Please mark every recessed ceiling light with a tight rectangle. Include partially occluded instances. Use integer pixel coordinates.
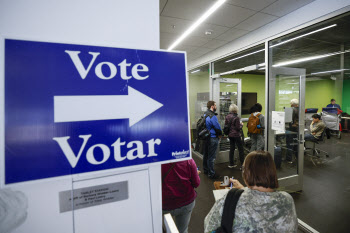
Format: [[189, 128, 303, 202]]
[[191, 69, 200, 73], [205, 30, 213, 35], [167, 0, 226, 51], [225, 49, 265, 63], [270, 24, 337, 48], [273, 49, 350, 67], [310, 69, 349, 75]]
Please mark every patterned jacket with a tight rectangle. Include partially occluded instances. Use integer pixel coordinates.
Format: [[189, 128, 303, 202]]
[[204, 187, 298, 233]]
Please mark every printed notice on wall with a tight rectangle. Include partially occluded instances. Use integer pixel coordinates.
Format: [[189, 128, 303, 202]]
[[272, 111, 285, 131], [59, 181, 128, 213]]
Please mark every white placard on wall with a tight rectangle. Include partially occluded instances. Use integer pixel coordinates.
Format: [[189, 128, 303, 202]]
[[272, 111, 285, 131]]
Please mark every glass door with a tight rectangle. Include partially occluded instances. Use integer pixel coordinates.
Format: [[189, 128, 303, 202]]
[[212, 78, 242, 163], [268, 67, 306, 192]]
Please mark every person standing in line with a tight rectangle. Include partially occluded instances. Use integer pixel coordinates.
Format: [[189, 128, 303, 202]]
[[326, 98, 341, 110], [248, 103, 265, 151], [202, 100, 222, 179], [162, 159, 200, 233], [225, 104, 245, 169]]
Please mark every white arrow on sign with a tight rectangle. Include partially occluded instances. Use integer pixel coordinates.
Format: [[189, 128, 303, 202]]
[[54, 86, 163, 127]]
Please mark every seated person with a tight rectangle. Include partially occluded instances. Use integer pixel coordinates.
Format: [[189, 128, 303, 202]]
[[326, 98, 341, 110], [204, 151, 298, 233], [305, 114, 325, 141]]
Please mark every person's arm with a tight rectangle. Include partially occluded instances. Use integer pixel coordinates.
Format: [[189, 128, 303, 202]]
[[259, 114, 265, 129], [311, 123, 324, 134], [189, 159, 200, 188], [211, 115, 222, 131], [211, 115, 223, 138], [204, 194, 226, 233]]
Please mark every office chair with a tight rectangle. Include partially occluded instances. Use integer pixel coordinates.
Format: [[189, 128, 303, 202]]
[[305, 129, 329, 166]]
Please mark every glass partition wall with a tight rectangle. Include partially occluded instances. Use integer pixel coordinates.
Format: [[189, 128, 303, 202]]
[[189, 10, 350, 188], [188, 65, 210, 154], [268, 11, 350, 191], [188, 9, 350, 233], [211, 45, 266, 164]]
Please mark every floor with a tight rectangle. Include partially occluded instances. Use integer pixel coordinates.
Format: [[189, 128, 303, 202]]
[[188, 132, 350, 233]]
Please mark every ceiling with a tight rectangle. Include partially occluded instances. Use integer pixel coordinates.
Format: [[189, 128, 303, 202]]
[[190, 11, 350, 81], [159, 0, 315, 62]]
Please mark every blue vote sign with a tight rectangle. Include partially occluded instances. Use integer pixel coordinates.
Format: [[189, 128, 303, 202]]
[[3, 39, 190, 184]]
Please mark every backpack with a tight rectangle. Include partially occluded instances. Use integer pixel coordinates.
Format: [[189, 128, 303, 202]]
[[214, 188, 244, 233], [197, 112, 213, 140], [248, 113, 261, 134]]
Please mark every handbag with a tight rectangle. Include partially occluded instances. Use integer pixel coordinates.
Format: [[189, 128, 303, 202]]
[[214, 188, 244, 233]]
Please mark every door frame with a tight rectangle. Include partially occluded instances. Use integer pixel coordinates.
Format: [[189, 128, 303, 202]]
[[212, 77, 242, 117], [268, 66, 306, 192]]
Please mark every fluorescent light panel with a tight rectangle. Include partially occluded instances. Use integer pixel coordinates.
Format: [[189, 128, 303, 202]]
[[273, 49, 350, 67], [190, 69, 200, 73], [270, 24, 337, 48], [225, 49, 265, 63], [167, 0, 226, 51], [311, 69, 349, 75]]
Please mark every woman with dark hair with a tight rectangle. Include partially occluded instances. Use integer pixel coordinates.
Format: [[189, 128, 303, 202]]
[[204, 151, 298, 233], [247, 103, 265, 151]]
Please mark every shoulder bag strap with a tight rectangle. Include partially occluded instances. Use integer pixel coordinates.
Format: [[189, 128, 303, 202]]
[[220, 188, 244, 233], [162, 163, 176, 183]]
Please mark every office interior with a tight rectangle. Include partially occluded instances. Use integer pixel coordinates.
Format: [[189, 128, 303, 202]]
[[187, 9, 350, 233]]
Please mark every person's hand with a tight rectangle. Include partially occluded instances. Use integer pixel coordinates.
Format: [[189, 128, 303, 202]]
[[197, 170, 201, 175], [230, 178, 244, 189], [311, 121, 314, 125]]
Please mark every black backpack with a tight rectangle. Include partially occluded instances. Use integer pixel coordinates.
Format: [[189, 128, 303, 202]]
[[197, 115, 210, 140], [215, 188, 244, 233]]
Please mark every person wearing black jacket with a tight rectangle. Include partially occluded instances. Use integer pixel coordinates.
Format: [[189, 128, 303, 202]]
[[225, 104, 244, 169]]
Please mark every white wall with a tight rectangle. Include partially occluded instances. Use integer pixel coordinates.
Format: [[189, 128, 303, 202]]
[[189, 0, 350, 69], [0, 0, 161, 232]]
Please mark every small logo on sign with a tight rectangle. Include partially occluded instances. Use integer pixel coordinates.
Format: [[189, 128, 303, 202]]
[[171, 150, 190, 159]]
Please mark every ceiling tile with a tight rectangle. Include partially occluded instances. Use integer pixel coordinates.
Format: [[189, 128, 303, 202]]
[[160, 0, 167, 13], [191, 23, 230, 39], [226, 0, 277, 11], [205, 3, 257, 27], [261, 0, 315, 17], [202, 39, 229, 49], [161, 0, 215, 21], [160, 16, 192, 34], [182, 35, 211, 47], [192, 47, 213, 56], [175, 45, 200, 53], [234, 12, 278, 31], [160, 32, 178, 49], [160, 16, 230, 39], [215, 28, 250, 41]]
